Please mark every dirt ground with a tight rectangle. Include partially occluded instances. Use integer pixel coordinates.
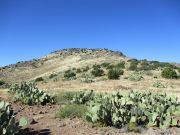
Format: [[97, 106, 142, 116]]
[[13, 103, 180, 135], [1, 91, 180, 135]]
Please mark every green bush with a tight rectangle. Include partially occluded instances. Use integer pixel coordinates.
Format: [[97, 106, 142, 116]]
[[56, 104, 87, 119], [35, 77, 44, 82], [108, 69, 123, 80], [64, 70, 76, 79], [91, 67, 104, 77], [92, 64, 101, 69], [115, 61, 125, 69], [106, 64, 115, 70], [76, 68, 82, 73], [129, 62, 138, 71], [101, 62, 111, 68], [49, 74, 57, 79], [161, 67, 178, 79], [82, 66, 90, 72], [139, 60, 150, 70], [0, 80, 5, 86]]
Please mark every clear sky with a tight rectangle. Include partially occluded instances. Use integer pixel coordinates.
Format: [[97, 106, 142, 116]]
[[0, 0, 180, 67]]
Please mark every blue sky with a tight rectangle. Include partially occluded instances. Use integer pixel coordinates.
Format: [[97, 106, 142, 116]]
[[0, 0, 180, 67]]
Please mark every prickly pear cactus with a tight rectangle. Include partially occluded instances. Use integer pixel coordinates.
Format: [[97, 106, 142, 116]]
[[86, 91, 180, 130], [9, 82, 56, 105], [0, 100, 27, 135], [72, 90, 94, 104]]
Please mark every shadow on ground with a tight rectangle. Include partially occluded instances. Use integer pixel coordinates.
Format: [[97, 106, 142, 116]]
[[22, 128, 51, 135]]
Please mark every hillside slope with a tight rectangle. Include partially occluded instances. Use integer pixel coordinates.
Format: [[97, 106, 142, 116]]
[[0, 48, 180, 97]]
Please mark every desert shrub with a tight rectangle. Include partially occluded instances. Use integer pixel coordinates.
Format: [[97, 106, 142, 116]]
[[82, 66, 90, 72], [139, 60, 150, 70], [129, 62, 138, 71], [101, 62, 111, 68], [106, 64, 115, 70], [0, 80, 5, 86], [56, 104, 87, 119], [108, 69, 124, 80], [128, 72, 143, 81], [144, 71, 153, 76], [56, 91, 77, 104], [91, 67, 104, 77], [49, 73, 57, 79], [161, 67, 178, 79], [64, 70, 76, 79], [80, 73, 95, 83], [92, 64, 101, 69], [76, 68, 82, 73], [0, 100, 27, 135], [153, 81, 166, 88], [35, 77, 44, 82], [115, 61, 125, 69], [72, 67, 76, 70], [152, 62, 176, 69]]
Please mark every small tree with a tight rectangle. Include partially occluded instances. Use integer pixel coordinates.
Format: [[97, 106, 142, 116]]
[[161, 67, 178, 79]]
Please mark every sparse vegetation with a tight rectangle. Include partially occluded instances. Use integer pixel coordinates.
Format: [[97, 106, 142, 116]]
[[80, 73, 95, 83], [161, 67, 178, 79], [56, 104, 87, 119], [153, 81, 166, 88], [56, 91, 77, 105], [139, 60, 150, 70], [128, 72, 143, 81], [49, 73, 57, 79], [129, 62, 138, 71], [0, 48, 180, 134]]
